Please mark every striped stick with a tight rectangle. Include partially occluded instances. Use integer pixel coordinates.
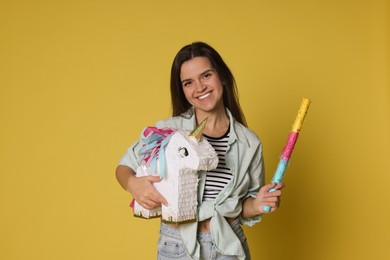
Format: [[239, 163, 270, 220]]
[[263, 97, 311, 212]]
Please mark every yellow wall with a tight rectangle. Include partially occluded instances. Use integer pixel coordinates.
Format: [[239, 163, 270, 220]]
[[1, 1, 389, 259]]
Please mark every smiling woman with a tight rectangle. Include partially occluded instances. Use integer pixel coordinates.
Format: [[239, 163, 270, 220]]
[[1, 1, 389, 260], [116, 42, 284, 260]]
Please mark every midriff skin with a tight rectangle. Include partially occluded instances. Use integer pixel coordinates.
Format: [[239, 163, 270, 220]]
[[167, 217, 237, 232]]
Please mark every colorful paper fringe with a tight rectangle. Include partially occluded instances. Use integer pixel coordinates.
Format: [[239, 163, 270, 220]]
[[138, 127, 175, 179]]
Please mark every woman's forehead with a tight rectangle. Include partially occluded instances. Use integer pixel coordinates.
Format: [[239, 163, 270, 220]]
[[180, 57, 213, 78]]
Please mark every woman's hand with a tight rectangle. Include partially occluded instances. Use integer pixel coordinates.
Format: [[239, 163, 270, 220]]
[[254, 182, 285, 213], [116, 165, 168, 209], [241, 183, 285, 218], [127, 174, 168, 209]]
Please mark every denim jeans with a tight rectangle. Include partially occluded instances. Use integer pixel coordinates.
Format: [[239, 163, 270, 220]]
[[157, 219, 251, 260]]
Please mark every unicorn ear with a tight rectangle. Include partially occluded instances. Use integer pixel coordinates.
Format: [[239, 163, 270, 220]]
[[188, 117, 207, 142]]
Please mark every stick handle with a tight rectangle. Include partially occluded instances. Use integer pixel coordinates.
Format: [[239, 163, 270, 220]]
[[262, 157, 288, 212]]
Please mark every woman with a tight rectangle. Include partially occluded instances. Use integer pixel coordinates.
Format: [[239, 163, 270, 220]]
[[116, 42, 284, 259]]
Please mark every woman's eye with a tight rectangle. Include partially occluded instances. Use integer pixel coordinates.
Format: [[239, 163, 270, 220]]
[[183, 81, 192, 87], [203, 73, 211, 79]]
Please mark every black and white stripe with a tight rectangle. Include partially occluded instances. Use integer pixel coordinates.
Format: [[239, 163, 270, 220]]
[[202, 130, 232, 201]]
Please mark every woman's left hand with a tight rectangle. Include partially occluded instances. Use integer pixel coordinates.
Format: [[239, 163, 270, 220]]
[[254, 182, 285, 214]]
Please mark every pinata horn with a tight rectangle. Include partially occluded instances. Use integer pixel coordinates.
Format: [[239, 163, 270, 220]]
[[189, 117, 208, 142]]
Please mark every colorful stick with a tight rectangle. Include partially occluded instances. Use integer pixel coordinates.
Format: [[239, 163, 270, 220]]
[[263, 97, 311, 212]]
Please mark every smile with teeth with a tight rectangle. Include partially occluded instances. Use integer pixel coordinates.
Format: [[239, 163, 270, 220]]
[[198, 93, 211, 100]]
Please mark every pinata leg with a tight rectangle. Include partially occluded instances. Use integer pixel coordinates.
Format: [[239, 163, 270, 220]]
[[133, 200, 162, 219], [160, 170, 198, 224]]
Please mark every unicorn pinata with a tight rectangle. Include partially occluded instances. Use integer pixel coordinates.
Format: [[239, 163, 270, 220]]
[[132, 118, 219, 223]]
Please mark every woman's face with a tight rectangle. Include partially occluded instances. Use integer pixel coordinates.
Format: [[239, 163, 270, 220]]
[[180, 56, 224, 114]]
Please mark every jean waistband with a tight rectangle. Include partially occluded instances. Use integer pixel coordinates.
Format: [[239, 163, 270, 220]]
[[160, 218, 241, 241], [160, 222, 181, 239], [160, 222, 213, 242]]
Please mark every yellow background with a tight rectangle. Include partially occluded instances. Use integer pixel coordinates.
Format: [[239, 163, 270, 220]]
[[1, 0, 389, 259]]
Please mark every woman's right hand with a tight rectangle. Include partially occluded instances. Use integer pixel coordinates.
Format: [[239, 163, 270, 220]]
[[127, 174, 168, 209], [116, 165, 168, 209]]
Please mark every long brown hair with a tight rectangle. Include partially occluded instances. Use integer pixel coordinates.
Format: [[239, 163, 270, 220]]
[[170, 42, 247, 126]]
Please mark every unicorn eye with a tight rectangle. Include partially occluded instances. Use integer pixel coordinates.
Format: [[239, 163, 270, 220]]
[[178, 147, 189, 157]]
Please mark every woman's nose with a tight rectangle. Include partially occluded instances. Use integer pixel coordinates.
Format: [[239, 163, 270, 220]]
[[195, 81, 206, 91]]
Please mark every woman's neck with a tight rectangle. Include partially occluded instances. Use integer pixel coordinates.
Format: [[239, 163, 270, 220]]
[[194, 107, 229, 138]]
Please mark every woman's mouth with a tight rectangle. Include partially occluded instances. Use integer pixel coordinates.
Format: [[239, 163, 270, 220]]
[[198, 93, 211, 100]]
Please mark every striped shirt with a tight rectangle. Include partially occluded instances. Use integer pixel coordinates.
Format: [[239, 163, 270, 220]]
[[202, 128, 232, 201]]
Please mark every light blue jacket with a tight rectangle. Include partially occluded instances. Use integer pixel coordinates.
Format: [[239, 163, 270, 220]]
[[119, 107, 265, 260]]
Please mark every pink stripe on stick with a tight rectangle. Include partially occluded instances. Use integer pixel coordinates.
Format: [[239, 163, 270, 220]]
[[281, 132, 299, 159]]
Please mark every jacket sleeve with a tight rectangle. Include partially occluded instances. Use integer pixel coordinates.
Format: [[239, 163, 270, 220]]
[[239, 141, 266, 226], [118, 139, 143, 172]]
